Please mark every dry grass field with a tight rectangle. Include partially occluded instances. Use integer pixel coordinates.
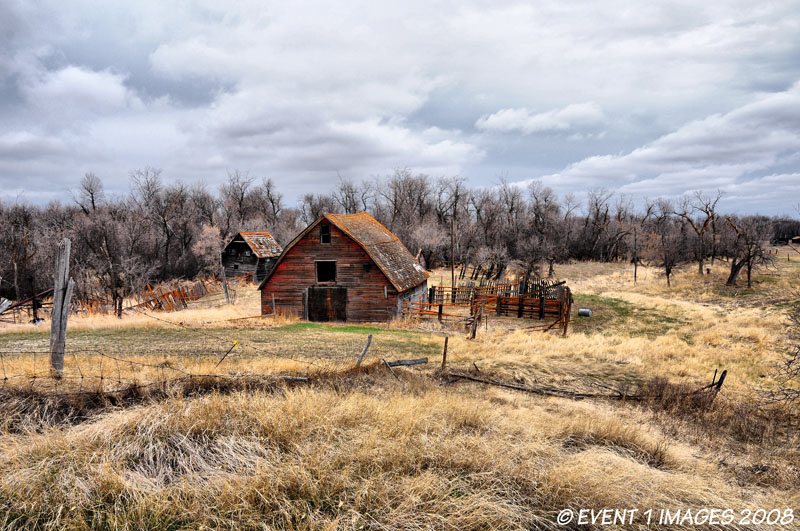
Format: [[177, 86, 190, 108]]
[[0, 259, 798, 529]]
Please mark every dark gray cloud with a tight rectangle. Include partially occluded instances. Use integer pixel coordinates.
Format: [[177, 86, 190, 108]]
[[1, 1, 799, 212]]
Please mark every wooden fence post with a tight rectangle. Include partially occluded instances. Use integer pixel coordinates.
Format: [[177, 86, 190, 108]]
[[538, 285, 545, 320], [441, 336, 448, 371], [356, 334, 373, 367], [221, 264, 231, 304], [50, 238, 74, 378]]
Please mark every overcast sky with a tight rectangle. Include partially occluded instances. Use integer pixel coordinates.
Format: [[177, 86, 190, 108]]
[[1, 1, 799, 214]]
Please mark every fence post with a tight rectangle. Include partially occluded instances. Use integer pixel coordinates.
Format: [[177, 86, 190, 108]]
[[438, 303, 443, 322], [356, 334, 373, 367], [221, 264, 231, 304], [538, 284, 545, 320], [441, 336, 448, 371], [50, 238, 74, 378]]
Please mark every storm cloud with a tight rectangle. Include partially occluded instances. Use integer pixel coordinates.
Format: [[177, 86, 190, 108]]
[[1, 0, 799, 213]]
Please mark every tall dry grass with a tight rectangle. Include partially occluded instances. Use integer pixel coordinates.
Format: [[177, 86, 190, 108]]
[[0, 375, 787, 529], [1, 262, 797, 528]]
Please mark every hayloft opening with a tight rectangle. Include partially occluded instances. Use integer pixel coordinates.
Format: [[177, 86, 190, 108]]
[[316, 260, 336, 283]]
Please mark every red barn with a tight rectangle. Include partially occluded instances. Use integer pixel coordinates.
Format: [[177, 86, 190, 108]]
[[257, 212, 428, 322]]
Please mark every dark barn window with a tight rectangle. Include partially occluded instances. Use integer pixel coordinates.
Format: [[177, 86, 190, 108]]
[[320, 223, 331, 244], [316, 261, 336, 283]]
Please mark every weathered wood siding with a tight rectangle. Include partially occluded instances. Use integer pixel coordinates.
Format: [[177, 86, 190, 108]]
[[254, 258, 276, 284], [261, 224, 404, 321], [222, 239, 259, 279]]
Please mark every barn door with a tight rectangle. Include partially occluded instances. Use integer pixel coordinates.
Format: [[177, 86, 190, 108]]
[[306, 287, 347, 321]]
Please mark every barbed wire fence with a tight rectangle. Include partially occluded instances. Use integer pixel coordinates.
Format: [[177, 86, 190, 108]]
[[0, 306, 414, 399]]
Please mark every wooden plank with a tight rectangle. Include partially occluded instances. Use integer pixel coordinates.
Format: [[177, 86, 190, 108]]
[[383, 358, 399, 379], [386, 357, 428, 367]]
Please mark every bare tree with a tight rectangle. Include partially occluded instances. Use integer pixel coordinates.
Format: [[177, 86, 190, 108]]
[[190, 184, 219, 228], [723, 216, 774, 288], [674, 190, 723, 275], [332, 175, 372, 214], [219, 170, 255, 235], [73, 173, 105, 214], [643, 200, 689, 287], [300, 193, 336, 225], [252, 177, 284, 226]]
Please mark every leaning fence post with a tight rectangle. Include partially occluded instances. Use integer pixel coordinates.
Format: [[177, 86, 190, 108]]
[[356, 334, 373, 367], [441, 336, 448, 371], [50, 238, 74, 378]]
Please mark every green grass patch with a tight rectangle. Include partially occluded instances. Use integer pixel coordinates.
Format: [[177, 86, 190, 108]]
[[277, 322, 415, 336], [570, 294, 634, 335], [0, 320, 440, 363], [570, 293, 690, 339]]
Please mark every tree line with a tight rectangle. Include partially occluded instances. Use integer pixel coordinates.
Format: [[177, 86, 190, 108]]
[[1, 168, 797, 307]]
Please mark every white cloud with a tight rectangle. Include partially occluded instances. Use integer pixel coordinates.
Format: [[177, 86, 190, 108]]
[[476, 103, 605, 134], [1, 1, 800, 210], [531, 83, 800, 207], [22, 66, 141, 115]]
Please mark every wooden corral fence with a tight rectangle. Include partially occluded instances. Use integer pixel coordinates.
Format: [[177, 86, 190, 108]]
[[458, 262, 506, 283], [403, 279, 573, 335], [0, 288, 54, 323], [126, 279, 218, 313]]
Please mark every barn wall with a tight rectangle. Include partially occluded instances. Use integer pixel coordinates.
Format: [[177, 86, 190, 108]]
[[260, 223, 402, 321], [255, 258, 277, 284], [396, 280, 428, 317]]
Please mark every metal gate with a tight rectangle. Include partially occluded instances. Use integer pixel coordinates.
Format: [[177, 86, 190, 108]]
[[306, 286, 347, 321]]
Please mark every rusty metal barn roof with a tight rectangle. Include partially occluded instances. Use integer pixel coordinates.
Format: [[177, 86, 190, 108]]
[[257, 212, 428, 292], [235, 232, 282, 258]]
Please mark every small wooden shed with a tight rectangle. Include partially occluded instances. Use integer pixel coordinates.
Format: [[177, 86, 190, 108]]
[[257, 212, 428, 322], [222, 232, 282, 283]]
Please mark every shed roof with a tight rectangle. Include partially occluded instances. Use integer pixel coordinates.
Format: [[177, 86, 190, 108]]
[[227, 232, 282, 258], [257, 212, 428, 292]]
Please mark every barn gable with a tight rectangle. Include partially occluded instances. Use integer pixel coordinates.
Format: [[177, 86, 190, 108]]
[[257, 212, 427, 293]]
